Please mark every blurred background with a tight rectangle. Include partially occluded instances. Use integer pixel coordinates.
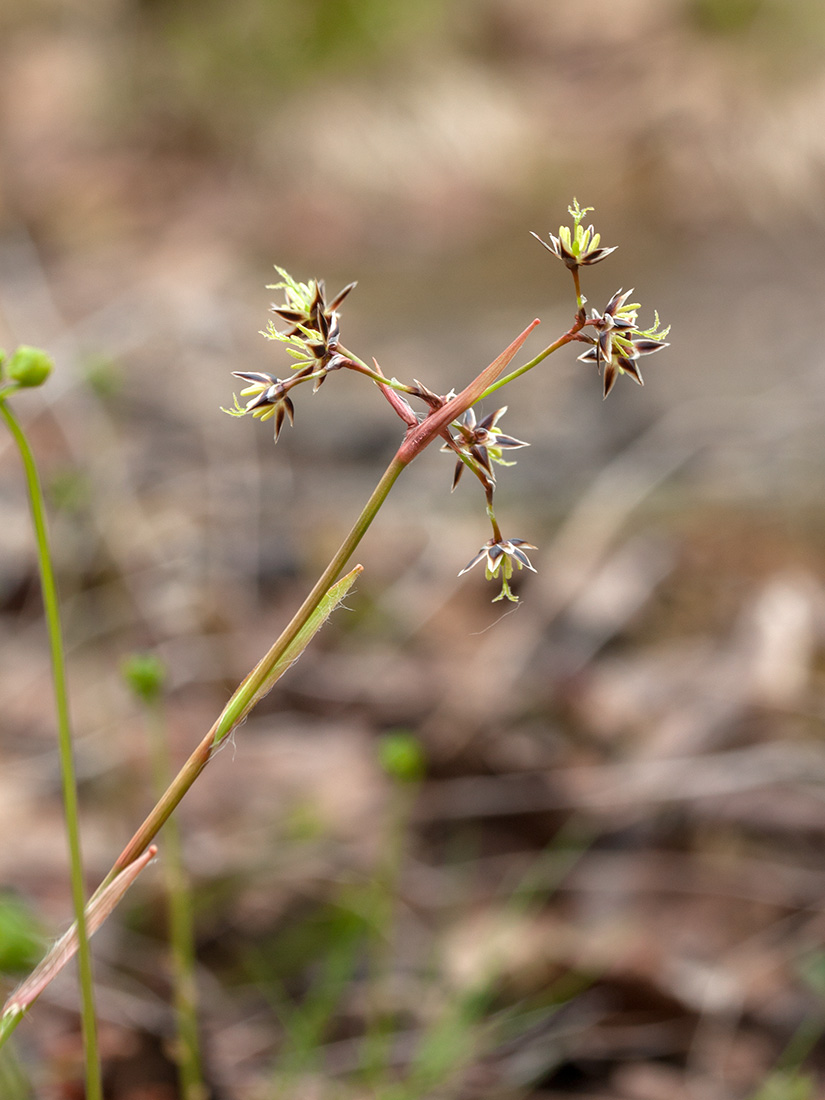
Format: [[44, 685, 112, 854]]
[[4, 0, 825, 1096]]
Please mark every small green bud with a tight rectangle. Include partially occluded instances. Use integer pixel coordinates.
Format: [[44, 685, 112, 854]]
[[122, 653, 167, 704], [6, 346, 54, 388], [377, 730, 426, 784]]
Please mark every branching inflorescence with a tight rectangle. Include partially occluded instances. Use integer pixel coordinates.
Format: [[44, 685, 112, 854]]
[[226, 202, 670, 603]]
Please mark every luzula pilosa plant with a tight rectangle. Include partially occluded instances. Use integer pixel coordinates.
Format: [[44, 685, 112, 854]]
[[0, 202, 669, 1045]]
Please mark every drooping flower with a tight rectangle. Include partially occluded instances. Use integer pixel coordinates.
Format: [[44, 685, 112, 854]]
[[458, 538, 537, 603], [578, 289, 670, 398], [442, 406, 529, 490]]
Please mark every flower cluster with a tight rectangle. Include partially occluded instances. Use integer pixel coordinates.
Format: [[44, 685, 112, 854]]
[[577, 289, 670, 398], [224, 268, 358, 438], [532, 202, 670, 399], [225, 372, 295, 440], [224, 201, 670, 603]]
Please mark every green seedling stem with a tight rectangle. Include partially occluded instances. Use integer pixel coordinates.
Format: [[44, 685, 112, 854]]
[[0, 401, 102, 1098]]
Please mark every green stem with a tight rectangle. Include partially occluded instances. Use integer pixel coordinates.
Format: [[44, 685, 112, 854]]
[[103, 454, 408, 882], [337, 346, 419, 394], [145, 701, 205, 1100], [572, 268, 585, 313], [479, 327, 581, 401], [0, 401, 102, 1099], [0, 1039, 33, 1099], [360, 777, 418, 1088], [214, 455, 407, 742], [1, 318, 539, 1044], [486, 503, 503, 544]]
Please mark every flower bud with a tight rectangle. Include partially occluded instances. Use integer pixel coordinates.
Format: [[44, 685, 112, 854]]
[[122, 653, 167, 704], [377, 730, 426, 783], [6, 346, 54, 388]]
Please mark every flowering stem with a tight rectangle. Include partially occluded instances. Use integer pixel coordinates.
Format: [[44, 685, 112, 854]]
[[1, 318, 540, 1040], [103, 454, 407, 881], [90, 323, 540, 882], [0, 401, 102, 1099]]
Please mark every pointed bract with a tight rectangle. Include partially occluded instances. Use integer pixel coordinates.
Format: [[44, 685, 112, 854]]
[[616, 356, 643, 385], [602, 363, 618, 398], [632, 338, 669, 355], [328, 281, 357, 312]]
